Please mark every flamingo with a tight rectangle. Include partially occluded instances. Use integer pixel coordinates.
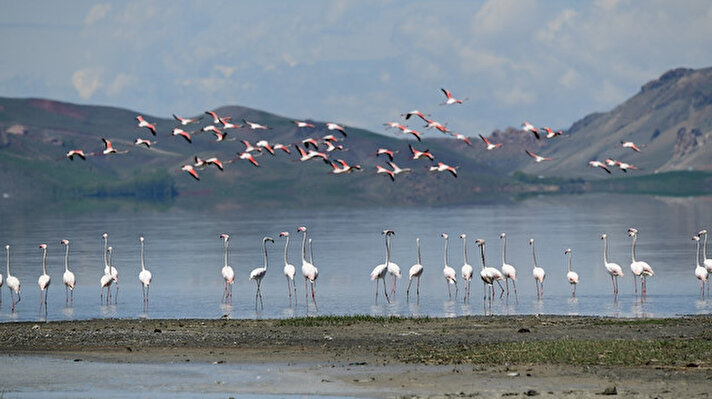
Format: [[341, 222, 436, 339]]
[[693, 236, 708, 297], [102, 246, 118, 304], [564, 249, 579, 297], [376, 165, 395, 181], [204, 157, 224, 171], [205, 111, 230, 124], [621, 141, 642, 152], [384, 121, 404, 130], [475, 239, 504, 300], [601, 234, 624, 299], [302, 138, 319, 149], [293, 120, 315, 128], [134, 138, 154, 148], [219, 119, 242, 130], [588, 161, 611, 174], [212, 130, 228, 142], [401, 110, 430, 122], [371, 230, 394, 304], [171, 128, 192, 143], [429, 162, 458, 178], [324, 141, 344, 153], [237, 152, 260, 167], [5, 245, 21, 312], [136, 115, 157, 135], [522, 122, 540, 139], [200, 125, 223, 136], [99, 245, 112, 305], [387, 161, 411, 175], [499, 233, 518, 301], [605, 158, 617, 167], [326, 122, 346, 137], [541, 127, 563, 139], [479, 134, 502, 150], [460, 234, 474, 303], [406, 238, 424, 302], [101, 233, 119, 303], [243, 119, 270, 130], [61, 239, 75, 305], [138, 236, 152, 305], [616, 161, 638, 172], [628, 228, 654, 296], [525, 149, 552, 163], [293, 145, 329, 163], [698, 230, 712, 295], [298, 226, 318, 308], [37, 244, 51, 315], [386, 233, 401, 298], [66, 150, 88, 160], [409, 144, 434, 161], [173, 114, 202, 126], [249, 237, 275, 309], [273, 143, 291, 154], [280, 232, 297, 304], [450, 133, 472, 146], [376, 148, 397, 161], [181, 164, 200, 180], [101, 138, 126, 155], [329, 160, 350, 175], [396, 125, 423, 141], [321, 134, 339, 143], [423, 119, 450, 133], [529, 239, 546, 299], [219, 234, 234, 304], [440, 88, 468, 105], [440, 233, 458, 300], [256, 140, 275, 155]]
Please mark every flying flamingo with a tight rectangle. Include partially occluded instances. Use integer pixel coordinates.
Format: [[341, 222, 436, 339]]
[[588, 161, 611, 174], [522, 122, 540, 139], [293, 145, 329, 163], [376, 165, 395, 181], [204, 157, 224, 171], [401, 110, 430, 122], [396, 125, 423, 141], [406, 238, 424, 302], [698, 230, 712, 295], [200, 125, 223, 136], [138, 236, 152, 305], [326, 122, 346, 137], [61, 239, 75, 305], [181, 164, 200, 180], [460, 234, 474, 303], [693, 235, 708, 297], [376, 148, 397, 161], [564, 249, 579, 297], [241, 140, 261, 153], [249, 237, 275, 309], [440, 233, 458, 300], [371, 230, 394, 304], [298, 226, 318, 309], [479, 134, 502, 150], [293, 120, 315, 128], [205, 111, 230, 124], [616, 161, 638, 172], [101, 138, 128, 155], [256, 140, 275, 155], [134, 138, 155, 148], [37, 244, 51, 316], [324, 141, 344, 153], [237, 152, 260, 167], [280, 232, 297, 304], [243, 119, 270, 130], [601, 234, 624, 299], [529, 239, 546, 299], [525, 149, 552, 163], [409, 144, 434, 161], [329, 160, 350, 175], [219, 119, 242, 130], [628, 228, 654, 296], [450, 133, 473, 146], [219, 234, 235, 304], [171, 128, 192, 143], [499, 233, 518, 301], [66, 150, 88, 160], [302, 138, 319, 149], [387, 161, 411, 176], [621, 141, 642, 152], [423, 119, 450, 133], [136, 115, 157, 135], [384, 121, 404, 130], [173, 114, 202, 126], [5, 245, 21, 312], [429, 162, 458, 178], [541, 127, 563, 139], [273, 143, 291, 154], [440, 88, 468, 105]]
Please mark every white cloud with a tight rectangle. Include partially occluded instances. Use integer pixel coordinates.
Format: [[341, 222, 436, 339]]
[[496, 86, 536, 107], [536, 8, 578, 44], [84, 4, 111, 25], [559, 68, 581, 89], [472, 0, 537, 35], [106, 73, 137, 97], [214, 65, 235, 78], [72, 68, 102, 99], [594, 81, 628, 106]]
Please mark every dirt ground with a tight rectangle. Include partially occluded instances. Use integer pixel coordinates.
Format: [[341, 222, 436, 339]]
[[1, 315, 711, 398]]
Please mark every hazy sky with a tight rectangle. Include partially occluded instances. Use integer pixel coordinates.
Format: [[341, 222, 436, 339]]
[[2, 0, 712, 137]]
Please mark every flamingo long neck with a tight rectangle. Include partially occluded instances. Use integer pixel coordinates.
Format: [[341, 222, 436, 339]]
[[443, 237, 449, 267], [103, 236, 108, 268], [631, 234, 638, 263], [416, 238, 421, 265], [6, 247, 10, 277], [385, 235, 391, 266], [603, 236, 609, 264], [309, 238, 314, 265], [64, 244, 70, 272], [42, 247, 48, 275], [462, 237, 469, 265], [283, 236, 290, 266], [262, 239, 270, 271], [567, 252, 573, 272], [703, 234, 709, 260], [479, 243, 486, 270], [501, 236, 507, 265], [696, 239, 701, 268], [301, 231, 308, 264], [531, 242, 539, 269], [140, 241, 146, 272]]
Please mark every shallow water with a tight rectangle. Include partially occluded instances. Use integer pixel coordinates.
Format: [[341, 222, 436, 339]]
[[0, 194, 711, 321]]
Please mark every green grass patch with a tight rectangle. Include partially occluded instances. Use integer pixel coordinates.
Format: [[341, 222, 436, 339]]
[[277, 315, 431, 327]]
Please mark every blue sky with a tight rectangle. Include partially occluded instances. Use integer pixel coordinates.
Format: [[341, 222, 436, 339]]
[[2, 0, 712, 137]]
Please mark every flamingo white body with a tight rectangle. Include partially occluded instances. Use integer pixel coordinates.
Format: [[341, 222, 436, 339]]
[[460, 234, 474, 303], [440, 88, 468, 105], [5, 245, 21, 312], [402, 110, 430, 122], [529, 239, 546, 299], [371, 230, 394, 304], [564, 249, 579, 297], [621, 141, 642, 152], [256, 140, 275, 155], [102, 234, 119, 302], [249, 237, 275, 309], [59, 239, 75, 305], [616, 161, 638, 172], [181, 164, 200, 180], [171, 128, 192, 143], [476, 239, 504, 300], [138, 236, 152, 305], [525, 149, 552, 163], [409, 144, 434, 161], [101, 247, 116, 305], [136, 115, 157, 135], [406, 238, 424, 301], [37, 244, 51, 315], [386, 242, 401, 298], [173, 113, 202, 126], [628, 228, 653, 296], [601, 234, 624, 299], [134, 138, 154, 148], [588, 161, 612, 174], [387, 161, 411, 175], [376, 165, 395, 181], [205, 111, 229, 124], [238, 152, 260, 167], [441, 233, 458, 300], [376, 148, 397, 161], [280, 232, 297, 304], [219, 234, 235, 303], [293, 120, 315, 128], [429, 162, 458, 178], [298, 226, 318, 308], [294, 145, 328, 163], [243, 119, 270, 130], [522, 121, 540, 139], [697, 230, 712, 289], [499, 233, 518, 300], [479, 134, 502, 150], [693, 236, 708, 296], [326, 122, 346, 137]]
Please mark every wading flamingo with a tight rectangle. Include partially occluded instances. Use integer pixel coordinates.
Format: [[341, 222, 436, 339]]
[[460, 234, 473, 303], [102, 233, 119, 303], [628, 228, 654, 296], [38, 244, 51, 316], [499, 233, 518, 301], [100, 247, 112, 305], [5, 245, 21, 312], [698, 230, 712, 295], [406, 238, 424, 302], [441, 233, 458, 300], [693, 235, 708, 297], [529, 239, 546, 299], [371, 230, 394, 304], [249, 237, 275, 309], [298, 226, 319, 309], [476, 239, 503, 301], [601, 234, 624, 299], [138, 236, 152, 305], [280, 232, 297, 304], [61, 239, 75, 305], [219, 234, 234, 304], [564, 249, 579, 297]]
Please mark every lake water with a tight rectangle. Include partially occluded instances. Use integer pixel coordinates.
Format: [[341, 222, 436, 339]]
[[1, 194, 711, 322]]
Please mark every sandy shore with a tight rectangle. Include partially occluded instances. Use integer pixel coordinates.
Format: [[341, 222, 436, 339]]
[[1, 315, 711, 398]]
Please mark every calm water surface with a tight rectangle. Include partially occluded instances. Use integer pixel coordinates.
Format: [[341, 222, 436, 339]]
[[1, 194, 711, 322]]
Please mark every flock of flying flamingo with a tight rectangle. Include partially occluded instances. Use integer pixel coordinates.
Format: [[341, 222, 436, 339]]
[[61, 87, 644, 183], [2, 227, 711, 315]]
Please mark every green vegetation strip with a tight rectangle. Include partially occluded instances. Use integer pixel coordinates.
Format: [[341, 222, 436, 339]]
[[276, 315, 431, 327], [398, 339, 712, 366]]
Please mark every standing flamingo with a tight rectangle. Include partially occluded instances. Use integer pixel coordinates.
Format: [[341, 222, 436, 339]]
[[5, 245, 21, 312], [628, 228, 654, 296], [475, 239, 503, 301], [371, 230, 394, 304], [698, 230, 712, 295], [406, 238, 424, 302], [100, 246, 113, 305], [298, 226, 319, 309], [37, 244, 51, 316], [564, 249, 579, 297], [529, 239, 546, 299], [386, 233, 401, 298], [601, 234, 624, 299], [460, 234, 473, 303], [249, 237, 275, 309], [61, 239, 75, 305], [280, 232, 297, 304], [499, 233, 518, 301], [102, 233, 119, 303], [441, 233, 458, 300], [693, 236, 708, 296], [219, 234, 235, 304], [138, 236, 152, 305]]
